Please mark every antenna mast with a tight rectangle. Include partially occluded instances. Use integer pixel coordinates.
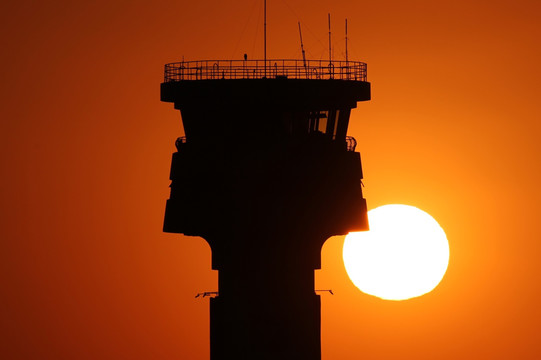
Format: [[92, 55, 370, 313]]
[[264, 0, 267, 77], [298, 22, 307, 75], [345, 18, 349, 64], [328, 13, 332, 65]]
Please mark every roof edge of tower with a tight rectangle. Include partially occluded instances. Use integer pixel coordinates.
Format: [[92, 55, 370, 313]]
[[161, 78, 370, 109]]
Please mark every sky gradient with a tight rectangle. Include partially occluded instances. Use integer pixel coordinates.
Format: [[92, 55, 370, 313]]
[[2, 0, 541, 358]]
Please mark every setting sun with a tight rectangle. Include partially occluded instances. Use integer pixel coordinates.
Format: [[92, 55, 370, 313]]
[[343, 204, 449, 300]]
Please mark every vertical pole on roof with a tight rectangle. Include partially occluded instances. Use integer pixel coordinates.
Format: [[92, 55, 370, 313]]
[[264, 0, 267, 78]]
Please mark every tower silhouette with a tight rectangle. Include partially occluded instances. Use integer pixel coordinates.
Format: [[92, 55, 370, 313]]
[[161, 59, 370, 359]]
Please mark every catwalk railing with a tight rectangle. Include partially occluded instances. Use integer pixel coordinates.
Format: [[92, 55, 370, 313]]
[[175, 136, 357, 152], [164, 59, 367, 82]]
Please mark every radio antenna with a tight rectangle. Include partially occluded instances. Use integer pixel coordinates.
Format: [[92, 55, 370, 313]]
[[328, 13, 332, 65], [345, 18, 349, 64], [298, 22, 307, 75], [264, 0, 267, 77]]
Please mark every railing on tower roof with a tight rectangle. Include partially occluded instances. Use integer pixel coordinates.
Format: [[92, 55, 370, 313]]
[[164, 59, 367, 82]]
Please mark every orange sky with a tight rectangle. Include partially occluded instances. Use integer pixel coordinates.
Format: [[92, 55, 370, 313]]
[[1, 0, 540, 359]]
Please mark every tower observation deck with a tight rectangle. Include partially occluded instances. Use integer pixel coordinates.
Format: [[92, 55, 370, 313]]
[[161, 58, 370, 360]]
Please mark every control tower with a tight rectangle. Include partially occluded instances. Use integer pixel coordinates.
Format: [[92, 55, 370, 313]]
[[161, 59, 370, 359]]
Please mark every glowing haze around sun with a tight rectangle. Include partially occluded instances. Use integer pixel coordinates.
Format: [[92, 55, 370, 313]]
[[343, 204, 449, 301]]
